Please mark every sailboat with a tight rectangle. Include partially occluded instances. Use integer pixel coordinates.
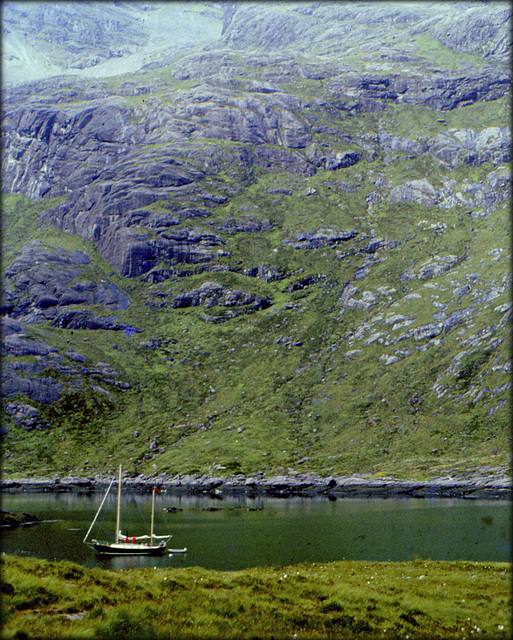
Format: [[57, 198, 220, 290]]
[[83, 464, 187, 556]]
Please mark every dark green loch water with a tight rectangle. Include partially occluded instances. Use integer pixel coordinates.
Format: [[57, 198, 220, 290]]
[[1, 491, 510, 571]]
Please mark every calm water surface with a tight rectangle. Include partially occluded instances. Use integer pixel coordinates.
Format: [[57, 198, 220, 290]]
[[1, 491, 510, 571]]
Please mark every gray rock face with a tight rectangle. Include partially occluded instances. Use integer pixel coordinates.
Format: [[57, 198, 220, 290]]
[[220, 2, 510, 73], [1, 363, 63, 404], [388, 179, 437, 206], [4, 242, 130, 323], [4, 401, 49, 431], [362, 238, 399, 254], [325, 151, 362, 170], [1, 88, 317, 280], [3, 334, 58, 357], [1, 317, 24, 337], [377, 127, 510, 169], [51, 310, 139, 332], [171, 281, 272, 318], [378, 131, 429, 155], [285, 274, 327, 293], [244, 266, 287, 282], [2, 102, 142, 199], [143, 87, 311, 148], [426, 4, 511, 63], [283, 228, 358, 250], [2, 2, 509, 287], [429, 127, 511, 168], [96, 226, 226, 278], [3, 3, 148, 79], [1, 340, 132, 404], [327, 67, 510, 112], [5, 2, 509, 86], [402, 255, 460, 280], [211, 217, 273, 234]]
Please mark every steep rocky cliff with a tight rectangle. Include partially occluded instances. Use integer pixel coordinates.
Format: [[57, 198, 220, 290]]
[[1, 2, 510, 479]]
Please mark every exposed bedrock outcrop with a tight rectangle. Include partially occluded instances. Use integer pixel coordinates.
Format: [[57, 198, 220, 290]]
[[50, 310, 139, 332], [97, 226, 227, 278], [3, 401, 49, 432], [2, 333, 57, 358], [3, 2, 149, 77], [427, 127, 511, 168], [1, 91, 314, 197], [3, 242, 131, 323], [388, 179, 437, 207], [211, 217, 273, 234], [284, 273, 327, 293], [1, 363, 63, 404], [220, 2, 510, 68], [424, 4, 511, 62], [282, 228, 358, 250], [327, 68, 510, 111], [2, 76, 112, 108], [171, 280, 272, 317], [5, 1, 509, 86], [385, 165, 510, 213], [243, 265, 287, 283], [1, 355, 131, 404], [6, 95, 506, 222], [378, 127, 511, 169], [1, 103, 145, 199], [4, 70, 508, 207], [1, 89, 321, 280], [2, 59, 509, 284], [1, 315, 133, 403], [141, 86, 311, 148]]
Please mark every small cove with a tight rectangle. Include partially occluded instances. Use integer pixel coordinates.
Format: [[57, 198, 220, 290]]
[[1, 491, 509, 571]]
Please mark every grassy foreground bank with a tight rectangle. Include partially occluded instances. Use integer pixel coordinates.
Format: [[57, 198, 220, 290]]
[[1, 555, 510, 639]]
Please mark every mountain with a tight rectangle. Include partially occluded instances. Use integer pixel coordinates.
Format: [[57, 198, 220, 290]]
[[1, 1, 227, 85], [1, 2, 511, 481]]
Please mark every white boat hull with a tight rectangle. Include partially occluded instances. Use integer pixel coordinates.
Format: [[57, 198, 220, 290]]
[[90, 540, 168, 556]]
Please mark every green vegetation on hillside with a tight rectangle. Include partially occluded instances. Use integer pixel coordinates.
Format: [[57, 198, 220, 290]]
[[4, 165, 509, 476], [1, 194, 67, 268], [2, 145, 510, 480]]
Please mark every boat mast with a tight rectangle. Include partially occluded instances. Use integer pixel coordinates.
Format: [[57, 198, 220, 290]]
[[115, 464, 122, 544], [150, 487, 155, 545]]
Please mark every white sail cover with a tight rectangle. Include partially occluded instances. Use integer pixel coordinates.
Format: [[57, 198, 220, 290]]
[[119, 531, 171, 540]]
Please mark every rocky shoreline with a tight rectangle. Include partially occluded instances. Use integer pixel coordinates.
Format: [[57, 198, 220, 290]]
[[0, 509, 42, 529], [1, 469, 511, 500]]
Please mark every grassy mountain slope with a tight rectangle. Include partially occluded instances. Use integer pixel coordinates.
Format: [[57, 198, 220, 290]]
[[1, 3, 511, 481]]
